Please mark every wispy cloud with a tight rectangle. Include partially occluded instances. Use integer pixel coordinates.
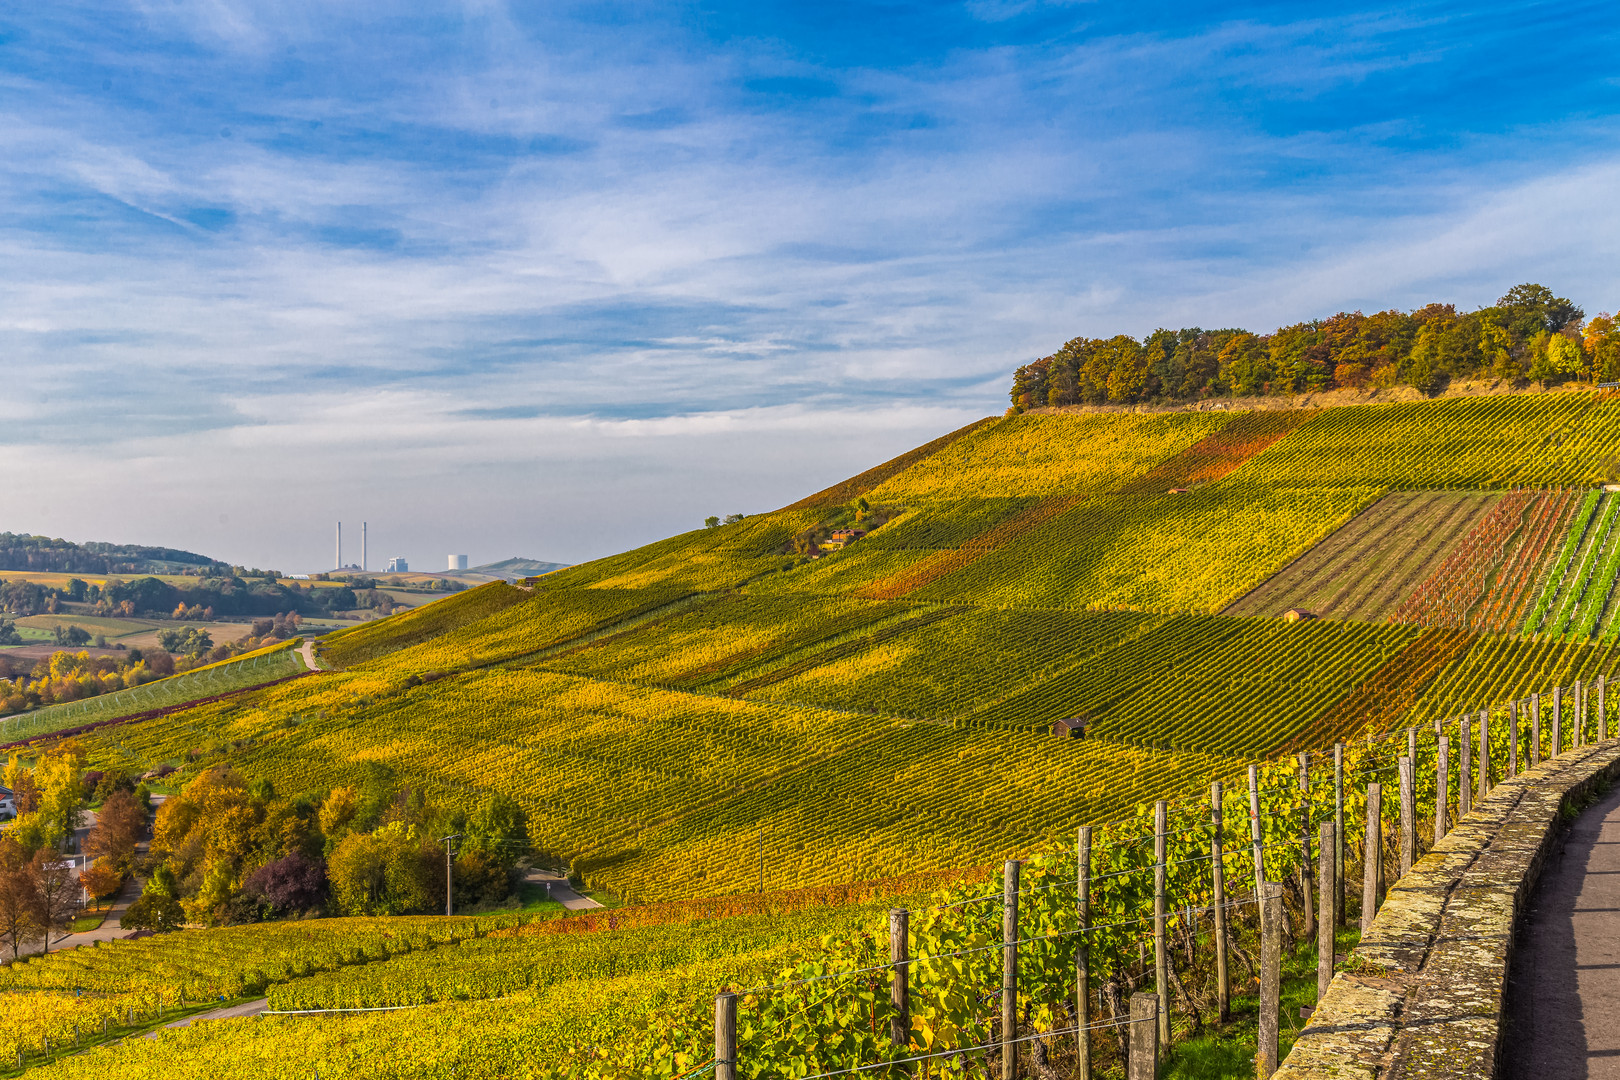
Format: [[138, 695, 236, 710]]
[[1, 0, 1617, 569]]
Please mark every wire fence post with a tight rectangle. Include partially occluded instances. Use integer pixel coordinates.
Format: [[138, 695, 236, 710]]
[[1601, 674, 1609, 741], [715, 991, 736, 1080], [1248, 765, 1264, 934], [1532, 693, 1542, 766], [1460, 719, 1473, 819], [1076, 825, 1092, 1078], [889, 908, 909, 1052], [1554, 685, 1563, 757], [1509, 701, 1519, 777], [1258, 881, 1284, 1080], [1576, 680, 1585, 748], [1594, 676, 1607, 744], [1298, 752, 1314, 939], [1334, 743, 1345, 927], [1317, 821, 1334, 1003], [1128, 991, 1158, 1080], [1002, 859, 1019, 1080], [1211, 783, 1229, 1024], [1436, 734, 1450, 842], [1398, 756, 1414, 877], [1153, 800, 1170, 1047], [1362, 782, 1383, 932]]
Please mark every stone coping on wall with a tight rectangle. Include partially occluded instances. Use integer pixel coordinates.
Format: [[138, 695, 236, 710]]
[[1274, 738, 1620, 1080]]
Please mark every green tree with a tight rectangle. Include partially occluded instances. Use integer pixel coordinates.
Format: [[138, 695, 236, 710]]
[[327, 822, 438, 915], [52, 625, 90, 646], [120, 891, 185, 932], [1498, 283, 1584, 334], [156, 627, 212, 655]]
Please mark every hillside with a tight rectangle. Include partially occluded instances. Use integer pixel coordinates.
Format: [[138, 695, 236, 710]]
[[13, 387, 1620, 1080], [51, 389, 1620, 905], [0, 533, 223, 575]]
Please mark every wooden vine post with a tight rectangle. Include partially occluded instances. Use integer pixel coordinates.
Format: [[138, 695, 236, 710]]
[[1459, 719, 1472, 819], [1334, 742, 1346, 927], [1003, 860, 1019, 1080], [1509, 701, 1519, 777], [1248, 765, 1265, 932], [889, 908, 909, 1050], [1398, 756, 1414, 876], [1317, 820, 1335, 1002], [1154, 800, 1170, 1047], [1258, 882, 1284, 1080], [1532, 693, 1542, 766], [1076, 826, 1092, 1078], [1577, 680, 1585, 748], [1554, 686, 1563, 757], [1362, 782, 1383, 931], [1128, 992, 1158, 1080], [1594, 676, 1607, 744], [1298, 753, 1314, 938], [1478, 708, 1490, 801], [715, 991, 737, 1080], [1435, 734, 1450, 843], [1210, 784, 1229, 1023]]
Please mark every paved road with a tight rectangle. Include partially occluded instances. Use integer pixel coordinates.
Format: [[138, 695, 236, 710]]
[[1502, 781, 1620, 1078], [521, 868, 602, 910], [145, 998, 268, 1036], [7, 794, 166, 960]]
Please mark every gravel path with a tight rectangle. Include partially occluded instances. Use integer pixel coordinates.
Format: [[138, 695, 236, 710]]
[[1501, 781, 1620, 1078]]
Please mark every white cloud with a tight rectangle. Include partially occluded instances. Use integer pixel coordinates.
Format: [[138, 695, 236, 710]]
[[2, 3, 1618, 570]]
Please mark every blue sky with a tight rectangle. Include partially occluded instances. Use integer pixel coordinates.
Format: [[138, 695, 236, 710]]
[[2, 1, 1618, 571]]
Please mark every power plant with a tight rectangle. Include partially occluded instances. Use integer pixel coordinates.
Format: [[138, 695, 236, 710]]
[[334, 521, 369, 572]]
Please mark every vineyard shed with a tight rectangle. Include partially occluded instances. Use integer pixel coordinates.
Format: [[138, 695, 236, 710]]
[[1281, 608, 1315, 623], [1052, 717, 1087, 739]]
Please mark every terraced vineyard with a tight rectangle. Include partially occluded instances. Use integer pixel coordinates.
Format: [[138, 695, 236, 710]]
[[44, 390, 1620, 908], [15, 388, 1620, 1078]]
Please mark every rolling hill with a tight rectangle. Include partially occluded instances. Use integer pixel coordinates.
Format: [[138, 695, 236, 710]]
[[60, 389, 1620, 900], [17, 387, 1620, 1079]]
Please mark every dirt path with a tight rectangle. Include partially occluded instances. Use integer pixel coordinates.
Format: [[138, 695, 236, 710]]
[[1501, 781, 1620, 1077], [297, 639, 319, 670]]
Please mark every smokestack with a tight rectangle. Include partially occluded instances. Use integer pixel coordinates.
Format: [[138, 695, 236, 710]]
[[336, 521, 341, 571], [363, 522, 368, 573]]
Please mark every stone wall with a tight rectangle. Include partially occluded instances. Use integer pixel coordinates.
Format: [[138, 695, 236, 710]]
[[1275, 739, 1620, 1080]]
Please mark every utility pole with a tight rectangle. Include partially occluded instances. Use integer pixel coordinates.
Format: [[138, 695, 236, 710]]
[[439, 833, 461, 916]]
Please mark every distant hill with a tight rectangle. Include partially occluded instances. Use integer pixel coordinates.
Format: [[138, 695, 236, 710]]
[[454, 557, 570, 583], [0, 533, 224, 575]]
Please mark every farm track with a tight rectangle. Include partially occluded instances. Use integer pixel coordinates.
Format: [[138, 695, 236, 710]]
[[1224, 491, 1499, 620]]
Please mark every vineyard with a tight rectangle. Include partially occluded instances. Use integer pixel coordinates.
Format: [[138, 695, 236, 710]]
[[12, 389, 1620, 1074], [25, 673, 1613, 1079], [0, 642, 307, 744]]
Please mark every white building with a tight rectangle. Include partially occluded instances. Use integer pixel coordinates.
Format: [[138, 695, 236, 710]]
[[386, 556, 409, 572], [449, 554, 469, 571]]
